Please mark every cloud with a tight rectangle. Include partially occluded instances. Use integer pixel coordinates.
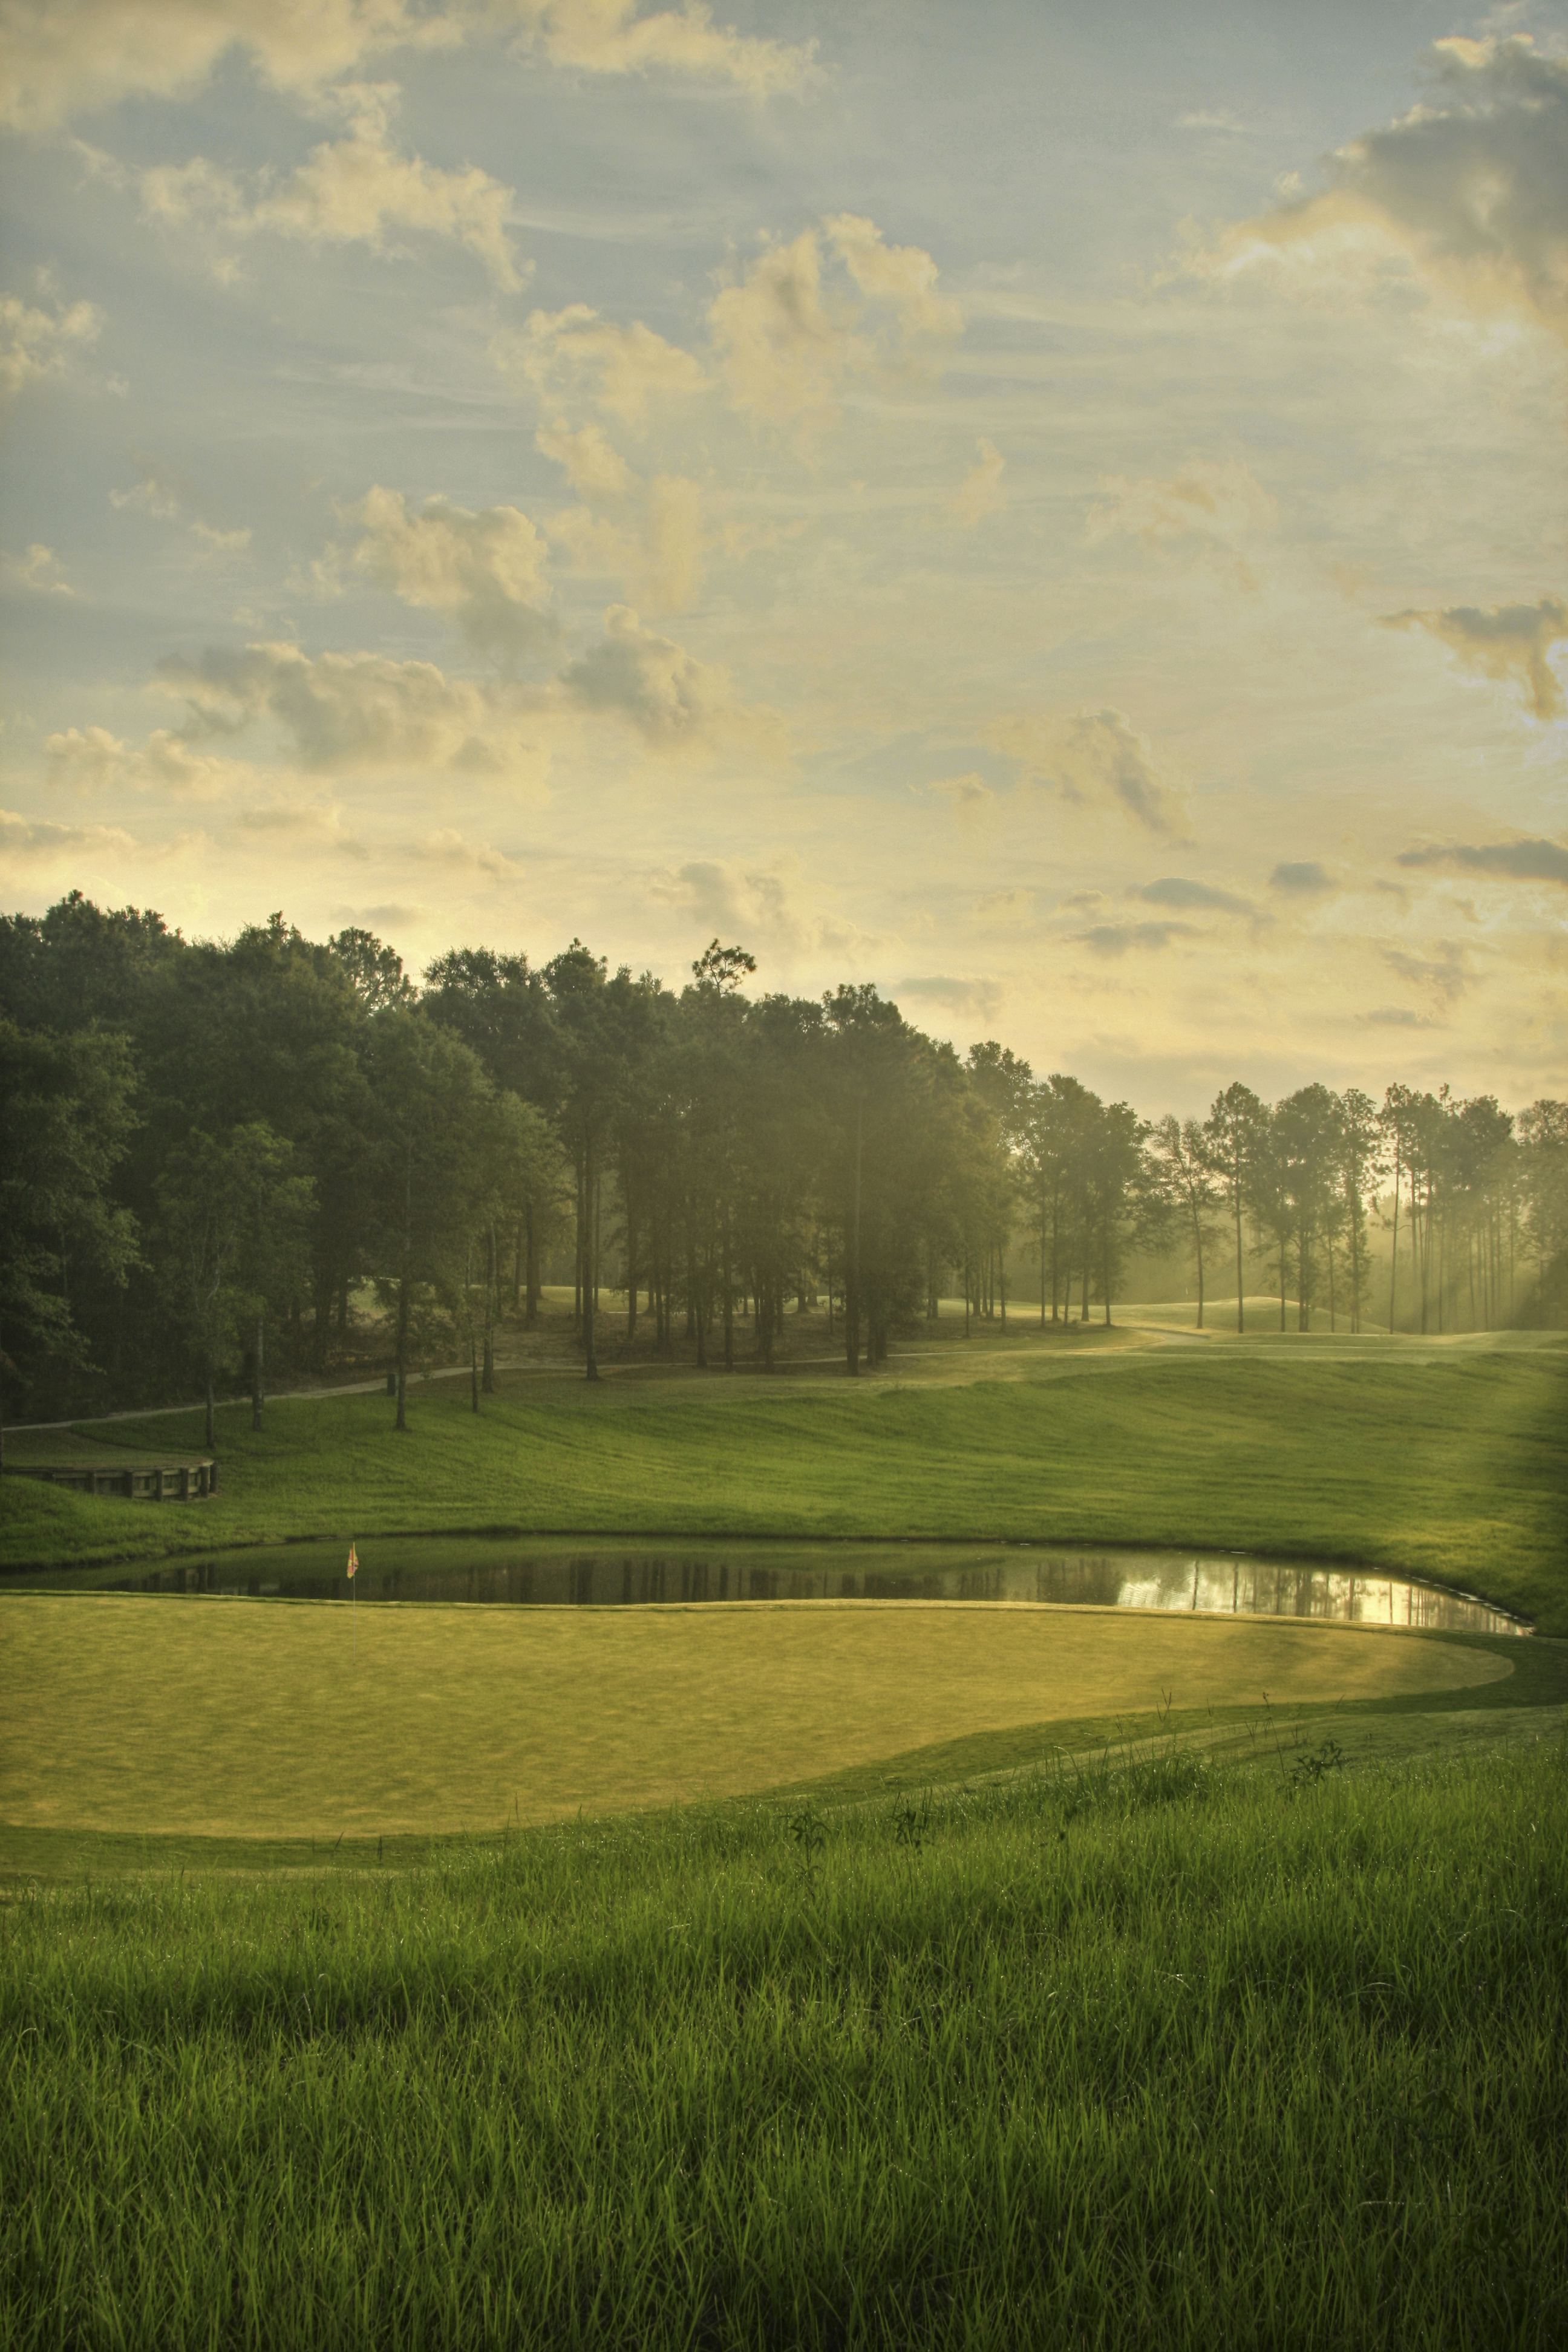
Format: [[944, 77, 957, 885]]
[[988, 708, 1189, 837], [109, 454, 250, 550], [1134, 875, 1253, 915], [2, 542, 73, 594], [974, 886, 1035, 924], [947, 437, 1007, 531], [1086, 457, 1276, 548], [930, 772, 998, 829], [824, 214, 963, 341], [491, 0, 817, 96], [1269, 859, 1341, 897], [0, 0, 437, 132], [895, 973, 1005, 1022], [1382, 939, 1474, 1005], [495, 305, 708, 425], [654, 855, 870, 962], [561, 603, 774, 746], [0, 287, 100, 395], [342, 485, 552, 653], [708, 216, 961, 449], [1360, 1005, 1442, 1030], [534, 418, 637, 501], [1192, 36, 1568, 332], [235, 797, 368, 857], [1073, 921, 1201, 956], [1396, 834, 1568, 886], [137, 84, 526, 290], [1382, 596, 1567, 719], [155, 639, 544, 777], [0, 806, 136, 865], [535, 428, 705, 611], [410, 826, 524, 878]]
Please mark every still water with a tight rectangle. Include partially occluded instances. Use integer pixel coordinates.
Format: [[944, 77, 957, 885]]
[[7, 1535, 1527, 1635]]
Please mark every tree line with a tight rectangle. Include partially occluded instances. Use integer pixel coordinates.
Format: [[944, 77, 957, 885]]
[[2, 892, 1564, 1452]]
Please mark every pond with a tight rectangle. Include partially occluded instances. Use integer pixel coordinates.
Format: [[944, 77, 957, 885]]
[[5, 1535, 1527, 1635]]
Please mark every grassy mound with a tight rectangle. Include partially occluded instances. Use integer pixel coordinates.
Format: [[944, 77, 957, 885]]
[[6, 1737, 1566, 2348]]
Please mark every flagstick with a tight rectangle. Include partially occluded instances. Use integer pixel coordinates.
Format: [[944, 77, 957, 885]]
[[352, 1541, 356, 1667]]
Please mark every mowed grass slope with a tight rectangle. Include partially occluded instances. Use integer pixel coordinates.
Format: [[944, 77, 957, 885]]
[[5, 1343, 1566, 1625], [6, 1741, 1566, 2349], [0, 1595, 1514, 1839]]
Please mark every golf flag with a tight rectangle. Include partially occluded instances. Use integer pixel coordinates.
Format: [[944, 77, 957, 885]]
[[347, 1543, 359, 1578]]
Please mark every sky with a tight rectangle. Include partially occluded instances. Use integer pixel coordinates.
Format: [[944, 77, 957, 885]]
[[1, 0, 1564, 1114]]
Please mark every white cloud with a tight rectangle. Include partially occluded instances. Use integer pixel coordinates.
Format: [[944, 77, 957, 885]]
[[342, 484, 552, 653], [823, 213, 964, 341], [109, 454, 252, 551], [0, 288, 100, 396], [534, 418, 637, 501], [708, 217, 961, 450], [1086, 457, 1276, 548], [154, 639, 549, 780], [561, 603, 774, 747], [0, 0, 438, 132], [488, 0, 818, 97], [1192, 36, 1568, 333], [3, 542, 73, 594], [411, 826, 524, 878], [536, 426, 706, 610], [988, 708, 1191, 838], [495, 305, 708, 425], [653, 855, 871, 964], [0, 806, 135, 864], [235, 796, 369, 857], [947, 437, 1007, 531], [1382, 595, 1567, 719], [930, 773, 998, 829], [139, 85, 527, 290]]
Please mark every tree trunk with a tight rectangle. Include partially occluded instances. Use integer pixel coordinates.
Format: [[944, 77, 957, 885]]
[[1235, 1180, 1245, 1334], [471, 1328, 480, 1413], [584, 1140, 600, 1381], [251, 1307, 264, 1432], [395, 1272, 410, 1431], [722, 1213, 734, 1371], [848, 1094, 863, 1377], [482, 1224, 496, 1394], [206, 1360, 215, 1450]]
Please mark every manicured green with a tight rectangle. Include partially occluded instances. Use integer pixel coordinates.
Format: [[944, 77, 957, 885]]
[[1, 1593, 1510, 1841], [5, 1736, 1566, 2350], [5, 1336, 1566, 1626]]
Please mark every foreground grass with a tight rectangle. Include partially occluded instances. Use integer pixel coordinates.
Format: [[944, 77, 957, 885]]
[[5, 1339, 1566, 1627], [5, 1737, 1566, 2349], [0, 1596, 1514, 1838]]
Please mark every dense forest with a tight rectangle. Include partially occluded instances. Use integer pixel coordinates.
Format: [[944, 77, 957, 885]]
[[2, 892, 1564, 1443]]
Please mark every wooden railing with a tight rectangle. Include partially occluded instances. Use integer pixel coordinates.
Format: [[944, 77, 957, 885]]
[[5, 1460, 218, 1500]]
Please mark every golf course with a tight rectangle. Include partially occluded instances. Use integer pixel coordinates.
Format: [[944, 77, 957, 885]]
[[4, 1321, 1567, 2345]]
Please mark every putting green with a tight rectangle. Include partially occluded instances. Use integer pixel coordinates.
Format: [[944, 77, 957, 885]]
[[0, 1596, 1514, 1838]]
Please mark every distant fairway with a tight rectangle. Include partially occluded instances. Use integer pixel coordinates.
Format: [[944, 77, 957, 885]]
[[2, 1593, 1515, 1841], [5, 1327, 1565, 1628]]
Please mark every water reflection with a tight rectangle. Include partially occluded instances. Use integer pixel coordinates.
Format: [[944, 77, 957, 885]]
[[6, 1538, 1527, 1634]]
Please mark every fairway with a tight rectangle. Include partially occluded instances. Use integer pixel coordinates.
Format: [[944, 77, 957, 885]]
[[2, 1595, 1513, 1839]]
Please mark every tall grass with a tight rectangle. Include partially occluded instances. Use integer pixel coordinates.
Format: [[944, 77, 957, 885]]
[[5, 1736, 1566, 2348]]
